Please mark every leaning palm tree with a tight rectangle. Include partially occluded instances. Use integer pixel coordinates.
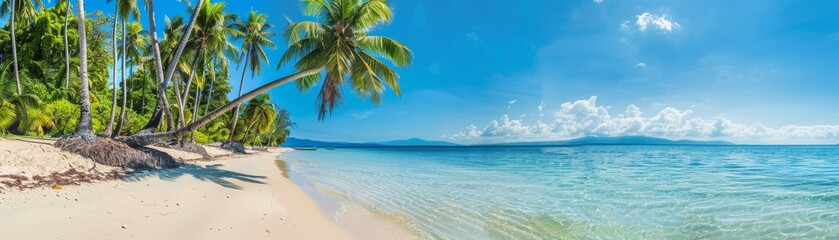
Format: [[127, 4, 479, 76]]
[[0, 0, 44, 95], [228, 10, 275, 141], [123, 0, 411, 146], [114, 21, 147, 136]]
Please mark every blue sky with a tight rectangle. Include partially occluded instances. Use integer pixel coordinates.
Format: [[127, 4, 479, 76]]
[[67, 0, 839, 144]]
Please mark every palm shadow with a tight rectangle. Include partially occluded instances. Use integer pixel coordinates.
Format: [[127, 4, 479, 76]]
[[123, 152, 267, 190]]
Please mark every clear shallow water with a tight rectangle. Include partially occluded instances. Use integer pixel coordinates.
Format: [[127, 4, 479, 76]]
[[282, 146, 839, 239]]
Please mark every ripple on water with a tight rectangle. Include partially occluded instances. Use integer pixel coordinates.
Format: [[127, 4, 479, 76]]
[[284, 146, 839, 239]]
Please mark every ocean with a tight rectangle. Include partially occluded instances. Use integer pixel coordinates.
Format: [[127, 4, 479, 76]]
[[280, 146, 839, 239]]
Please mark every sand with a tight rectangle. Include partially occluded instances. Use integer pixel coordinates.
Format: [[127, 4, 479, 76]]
[[0, 143, 356, 239], [0, 138, 118, 178]]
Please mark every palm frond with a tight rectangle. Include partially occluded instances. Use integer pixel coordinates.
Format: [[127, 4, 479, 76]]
[[356, 36, 413, 67]]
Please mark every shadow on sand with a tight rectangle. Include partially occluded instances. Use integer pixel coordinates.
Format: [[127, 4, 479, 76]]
[[122, 150, 267, 190]]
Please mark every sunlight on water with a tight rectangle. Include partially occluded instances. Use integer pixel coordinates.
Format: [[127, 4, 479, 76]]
[[282, 146, 839, 239]]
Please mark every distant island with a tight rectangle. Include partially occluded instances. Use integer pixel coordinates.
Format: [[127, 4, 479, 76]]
[[282, 136, 733, 148]]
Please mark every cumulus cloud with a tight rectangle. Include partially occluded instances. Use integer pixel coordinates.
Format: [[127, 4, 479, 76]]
[[538, 101, 545, 116], [445, 96, 839, 144], [636, 12, 680, 32], [635, 62, 647, 68]]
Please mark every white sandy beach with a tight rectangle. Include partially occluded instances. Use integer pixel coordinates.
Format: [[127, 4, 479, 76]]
[[0, 138, 416, 240]]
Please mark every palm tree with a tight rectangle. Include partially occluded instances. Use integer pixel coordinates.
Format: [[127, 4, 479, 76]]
[[0, 63, 39, 134], [73, 0, 93, 138], [114, 21, 147, 136], [62, 0, 71, 89], [180, 0, 238, 131], [104, 0, 140, 136], [240, 94, 276, 144], [139, 0, 203, 133], [228, 10, 275, 142], [123, 0, 411, 147], [0, 0, 44, 95]]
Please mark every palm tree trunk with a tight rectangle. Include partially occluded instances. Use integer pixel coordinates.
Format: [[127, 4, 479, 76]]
[[190, 85, 202, 142], [202, 66, 215, 116], [10, 0, 21, 95], [112, 62, 132, 137], [179, 52, 201, 127], [171, 69, 186, 128], [122, 67, 323, 147], [74, 0, 93, 138], [202, 58, 216, 116], [140, 69, 146, 115], [143, 0, 173, 132], [104, 13, 119, 136], [63, 0, 71, 89], [242, 121, 257, 145], [114, 21, 129, 137], [139, 0, 203, 133], [228, 47, 251, 141]]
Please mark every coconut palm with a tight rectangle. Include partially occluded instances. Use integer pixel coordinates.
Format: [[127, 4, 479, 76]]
[[124, 0, 411, 146], [114, 21, 147, 136], [240, 94, 276, 144], [139, 0, 203, 133], [0, 0, 44, 95], [61, 0, 71, 89], [104, 0, 140, 136], [228, 10, 275, 141], [180, 0, 238, 118], [73, 0, 92, 138]]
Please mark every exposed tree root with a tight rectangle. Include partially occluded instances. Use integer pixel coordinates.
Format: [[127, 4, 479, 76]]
[[54, 137, 179, 170]]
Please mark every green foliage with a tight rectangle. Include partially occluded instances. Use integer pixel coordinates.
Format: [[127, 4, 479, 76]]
[[42, 99, 77, 135], [0, 4, 112, 136], [279, 0, 412, 119]]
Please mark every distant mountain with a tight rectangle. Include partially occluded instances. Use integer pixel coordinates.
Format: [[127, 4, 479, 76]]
[[282, 138, 380, 147], [377, 138, 460, 146], [283, 136, 732, 148], [494, 136, 734, 146], [282, 137, 459, 147]]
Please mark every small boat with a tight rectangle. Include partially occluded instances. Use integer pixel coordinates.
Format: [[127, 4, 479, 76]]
[[292, 146, 317, 151]]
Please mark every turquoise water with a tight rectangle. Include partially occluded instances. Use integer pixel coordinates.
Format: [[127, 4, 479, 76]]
[[282, 146, 839, 239]]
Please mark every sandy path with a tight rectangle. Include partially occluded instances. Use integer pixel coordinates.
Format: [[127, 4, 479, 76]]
[[0, 149, 353, 240]]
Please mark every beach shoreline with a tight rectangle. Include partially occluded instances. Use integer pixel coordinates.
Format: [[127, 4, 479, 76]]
[[0, 138, 363, 239], [277, 157, 421, 240]]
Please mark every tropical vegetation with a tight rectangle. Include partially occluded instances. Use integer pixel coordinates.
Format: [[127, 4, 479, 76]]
[[0, 0, 411, 165]]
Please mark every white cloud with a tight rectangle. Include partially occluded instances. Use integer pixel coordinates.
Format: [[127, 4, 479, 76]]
[[352, 110, 374, 120], [636, 12, 680, 32], [508, 99, 517, 109], [445, 96, 839, 144], [635, 62, 647, 68], [538, 101, 545, 116], [620, 21, 631, 31], [594, 0, 604, 4]]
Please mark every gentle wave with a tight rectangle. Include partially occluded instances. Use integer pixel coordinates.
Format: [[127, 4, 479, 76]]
[[282, 146, 839, 239]]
